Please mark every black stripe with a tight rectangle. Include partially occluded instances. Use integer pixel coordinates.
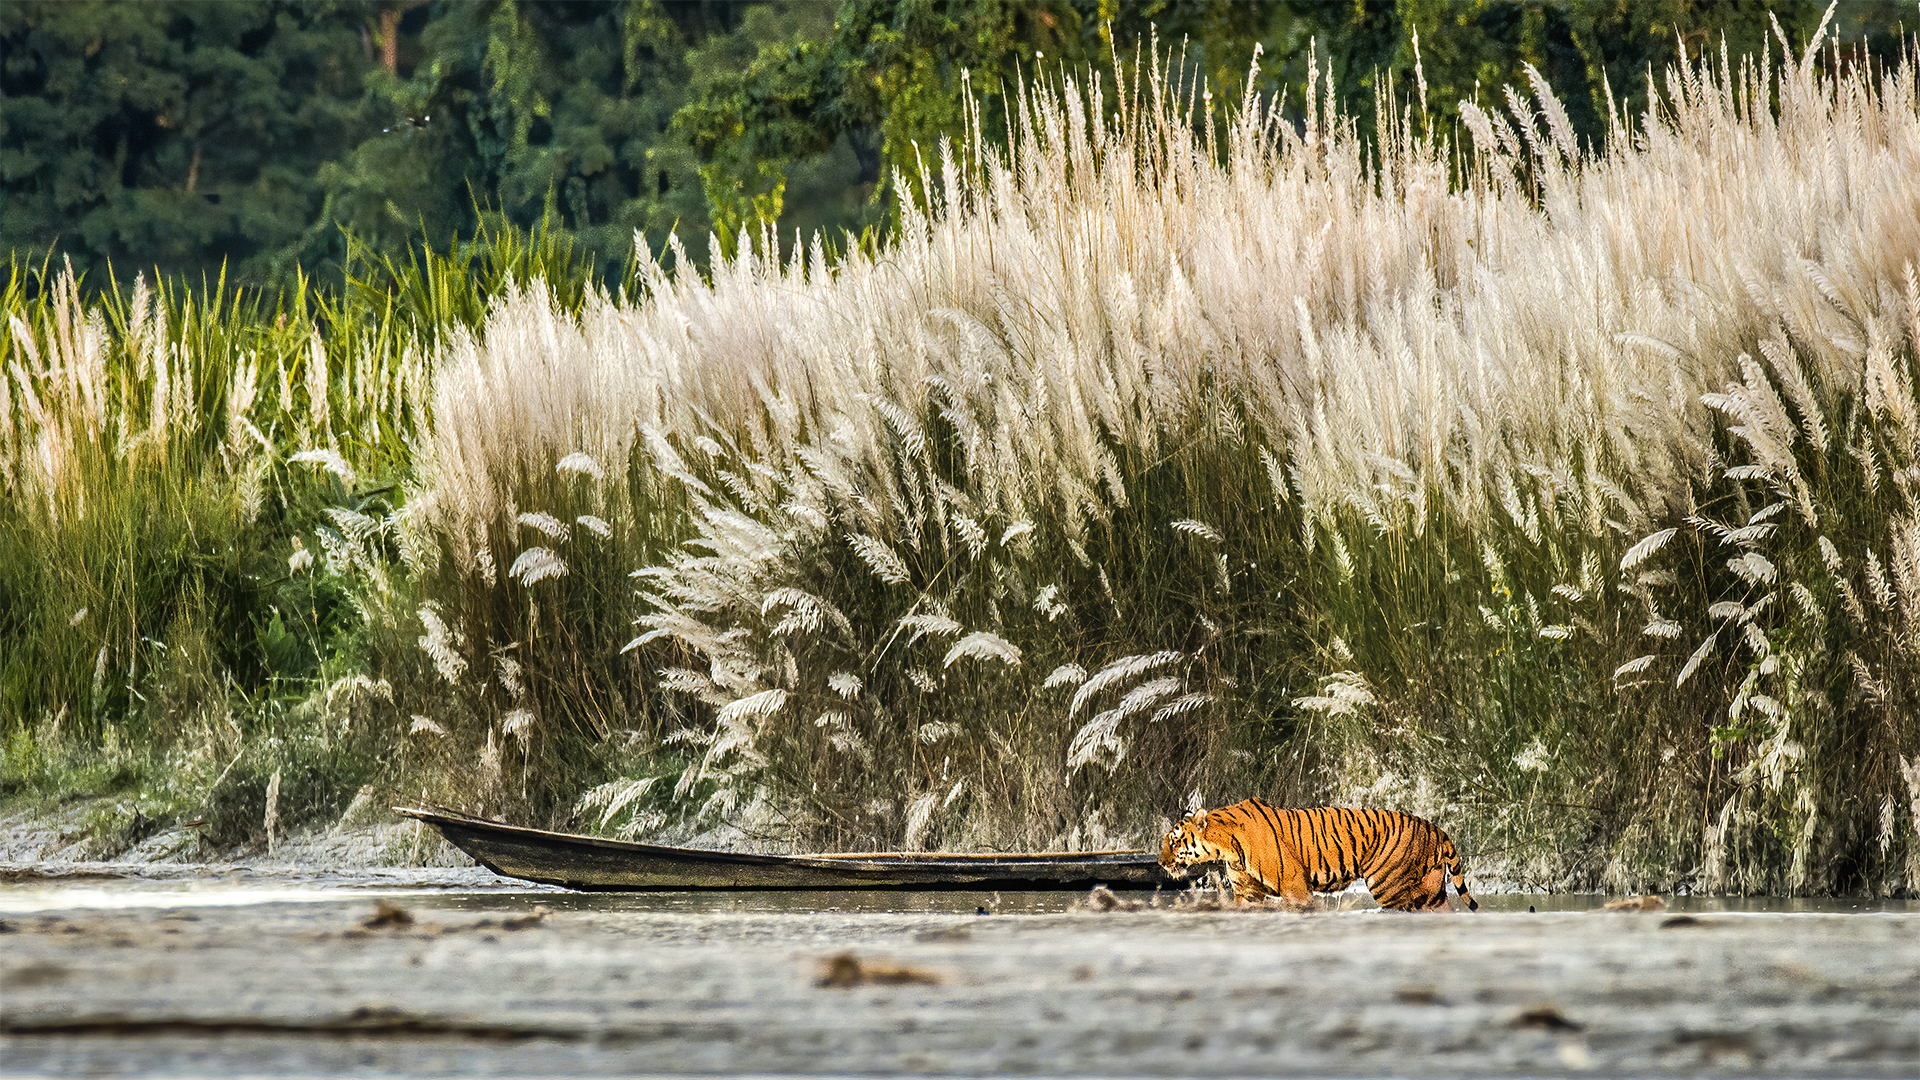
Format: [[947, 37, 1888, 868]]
[[1301, 810, 1330, 880], [1254, 801, 1289, 890], [1308, 809, 1338, 889], [1259, 808, 1282, 883], [1352, 809, 1377, 878], [1326, 809, 1356, 878], [1359, 808, 1384, 863], [1281, 809, 1308, 878], [1376, 815, 1419, 907]]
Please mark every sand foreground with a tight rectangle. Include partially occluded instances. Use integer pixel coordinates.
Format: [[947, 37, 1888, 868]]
[[3, 873, 1918, 1077]]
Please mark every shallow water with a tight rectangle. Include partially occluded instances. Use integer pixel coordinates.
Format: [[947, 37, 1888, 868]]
[[5, 863, 1918, 916]]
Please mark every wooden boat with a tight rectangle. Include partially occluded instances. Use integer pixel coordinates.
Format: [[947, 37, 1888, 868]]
[[396, 806, 1169, 892]]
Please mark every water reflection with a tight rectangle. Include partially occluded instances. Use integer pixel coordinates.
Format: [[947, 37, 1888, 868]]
[[432, 888, 1079, 916]]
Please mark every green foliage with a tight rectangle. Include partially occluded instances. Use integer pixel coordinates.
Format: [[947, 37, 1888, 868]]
[[1613, 338, 1920, 895], [0, 216, 684, 838], [313, 0, 728, 274], [1392, 0, 1831, 146], [0, 0, 373, 285], [0, 242, 421, 842], [333, 208, 608, 350], [674, 0, 1107, 251]]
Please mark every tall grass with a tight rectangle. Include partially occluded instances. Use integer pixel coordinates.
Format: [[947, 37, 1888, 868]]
[[417, 24, 1920, 887], [9, 24, 1920, 893], [0, 224, 594, 847]]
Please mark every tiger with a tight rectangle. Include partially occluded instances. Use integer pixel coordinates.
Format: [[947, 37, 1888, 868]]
[[1159, 798, 1479, 912]]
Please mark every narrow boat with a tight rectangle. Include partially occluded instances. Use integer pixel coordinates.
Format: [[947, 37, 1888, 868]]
[[396, 806, 1168, 892]]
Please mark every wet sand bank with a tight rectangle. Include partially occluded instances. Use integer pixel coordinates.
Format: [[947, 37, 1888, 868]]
[[4, 877, 1920, 1077]]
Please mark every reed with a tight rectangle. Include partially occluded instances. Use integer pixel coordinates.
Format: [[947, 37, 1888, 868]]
[[447, 25, 1917, 888], [0, 250, 421, 840]]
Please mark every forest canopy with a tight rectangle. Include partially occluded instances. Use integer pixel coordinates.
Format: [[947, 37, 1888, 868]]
[[2, 0, 1907, 288]]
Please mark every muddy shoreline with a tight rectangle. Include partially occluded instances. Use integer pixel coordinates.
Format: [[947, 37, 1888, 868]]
[[5, 868, 1920, 1077]]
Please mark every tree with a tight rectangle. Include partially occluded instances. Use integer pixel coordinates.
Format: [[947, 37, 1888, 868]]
[[674, 0, 1093, 253], [313, 0, 793, 278], [0, 1, 372, 285], [1396, 0, 1841, 153]]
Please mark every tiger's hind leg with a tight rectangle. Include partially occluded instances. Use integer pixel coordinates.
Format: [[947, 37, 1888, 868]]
[[1378, 864, 1452, 912]]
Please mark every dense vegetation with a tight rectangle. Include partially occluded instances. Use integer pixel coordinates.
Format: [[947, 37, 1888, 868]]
[[6, 2, 1920, 897], [5, 0, 1903, 284]]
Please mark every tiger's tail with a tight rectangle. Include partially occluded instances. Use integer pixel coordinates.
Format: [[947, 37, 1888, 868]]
[[1442, 835, 1479, 912]]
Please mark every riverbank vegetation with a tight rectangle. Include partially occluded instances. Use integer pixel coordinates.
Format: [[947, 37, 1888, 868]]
[[8, 16, 1920, 895]]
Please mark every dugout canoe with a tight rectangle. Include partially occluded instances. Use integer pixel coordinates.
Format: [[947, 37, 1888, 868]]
[[395, 806, 1169, 892]]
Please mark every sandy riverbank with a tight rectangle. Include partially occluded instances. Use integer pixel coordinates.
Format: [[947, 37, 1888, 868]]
[[4, 871, 1920, 1077]]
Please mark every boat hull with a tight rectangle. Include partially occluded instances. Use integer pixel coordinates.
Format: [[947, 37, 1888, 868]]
[[396, 807, 1169, 891]]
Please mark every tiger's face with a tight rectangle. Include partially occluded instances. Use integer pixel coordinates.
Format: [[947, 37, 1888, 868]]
[[1159, 811, 1232, 878]]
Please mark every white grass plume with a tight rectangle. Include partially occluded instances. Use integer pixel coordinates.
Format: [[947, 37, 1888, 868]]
[[400, 34, 1920, 874]]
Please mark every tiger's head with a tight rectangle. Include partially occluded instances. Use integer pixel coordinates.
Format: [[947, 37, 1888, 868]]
[[1159, 809, 1233, 879]]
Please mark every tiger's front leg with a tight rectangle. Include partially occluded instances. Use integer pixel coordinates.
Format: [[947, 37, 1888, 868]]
[[1235, 876, 1316, 910], [1228, 863, 1313, 907], [1223, 866, 1274, 903]]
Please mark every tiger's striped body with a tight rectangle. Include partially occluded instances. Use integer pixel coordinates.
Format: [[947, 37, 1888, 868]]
[[1159, 799, 1479, 912]]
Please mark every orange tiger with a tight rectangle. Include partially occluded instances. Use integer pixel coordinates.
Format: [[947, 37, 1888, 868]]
[[1159, 798, 1478, 912]]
